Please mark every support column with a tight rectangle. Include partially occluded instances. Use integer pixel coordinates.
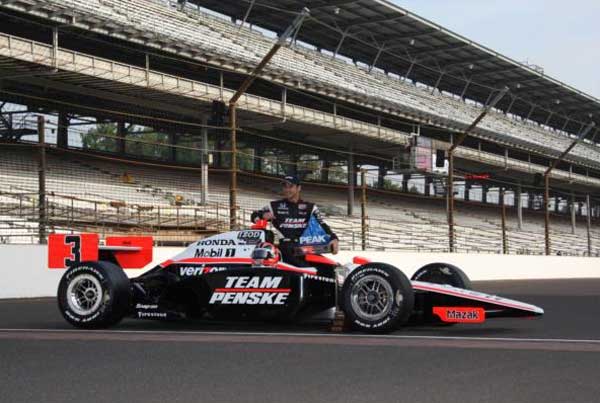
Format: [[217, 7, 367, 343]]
[[570, 193, 576, 234], [200, 116, 208, 205], [401, 173, 411, 193], [377, 164, 386, 189], [500, 188, 507, 254], [37, 116, 47, 244], [229, 103, 238, 230], [57, 112, 69, 149], [253, 144, 263, 172], [587, 194, 592, 256], [117, 121, 126, 155], [527, 192, 534, 210], [516, 184, 523, 230], [215, 136, 226, 168], [554, 196, 560, 214], [464, 180, 471, 201], [321, 155, 330, 183], [347, 148, 354, 216], [361, 169, 367, 251], [289, 152, 298, 176], [424, 176, 432, 196], [481, 185, 488, 204], [169, 132, 177, 162]]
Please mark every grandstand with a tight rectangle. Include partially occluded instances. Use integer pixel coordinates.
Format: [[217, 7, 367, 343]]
[[1, 0, 599, 256], [2, 144, 598, 255]]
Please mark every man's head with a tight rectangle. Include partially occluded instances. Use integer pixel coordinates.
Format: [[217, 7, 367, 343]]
[[281, 175, 301, 202]]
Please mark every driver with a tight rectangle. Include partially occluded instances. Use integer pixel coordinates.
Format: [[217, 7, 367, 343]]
[[251, 175, 339, 266]]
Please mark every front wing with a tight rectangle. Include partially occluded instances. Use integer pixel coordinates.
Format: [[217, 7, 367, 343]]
[[412, 280, 544, 323]]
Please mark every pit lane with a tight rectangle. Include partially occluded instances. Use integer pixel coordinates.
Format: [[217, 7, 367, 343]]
[[1, 279, 599, 403]]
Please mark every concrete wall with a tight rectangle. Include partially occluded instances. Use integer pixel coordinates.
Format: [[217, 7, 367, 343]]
[[334, 251, 600, 281], [1, 245, 599, 299]]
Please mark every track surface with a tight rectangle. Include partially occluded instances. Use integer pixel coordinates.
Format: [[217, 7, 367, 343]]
[[1, 279, 600, 403]]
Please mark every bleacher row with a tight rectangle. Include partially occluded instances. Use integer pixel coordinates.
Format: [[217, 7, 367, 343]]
[[1, 147, 598, 255], [24, 0, 600, 167]]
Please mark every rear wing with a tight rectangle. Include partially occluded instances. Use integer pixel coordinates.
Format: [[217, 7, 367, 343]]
[[48, 234, 153, 269]]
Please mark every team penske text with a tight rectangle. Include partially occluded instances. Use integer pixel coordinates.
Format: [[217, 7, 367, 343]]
[[209, 276, 290, 305]]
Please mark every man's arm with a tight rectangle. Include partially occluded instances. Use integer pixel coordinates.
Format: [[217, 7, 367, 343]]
[[251, 204, 274, 223], [312, 205, 339, 254], [312, 205, 338, 240]]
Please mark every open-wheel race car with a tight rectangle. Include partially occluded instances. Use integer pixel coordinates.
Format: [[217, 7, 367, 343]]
[[49, 222, 543, 333]]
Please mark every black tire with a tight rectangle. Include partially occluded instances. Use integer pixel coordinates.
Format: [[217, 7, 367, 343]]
[[57, 261, 131, 329], [411, 262, 472, 289], [411, 263, 471, 325], [342, 263, 414, 333]]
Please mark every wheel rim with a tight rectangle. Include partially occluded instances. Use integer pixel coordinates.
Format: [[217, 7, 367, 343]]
[[350, 275, 396, 321], [66, 274, 104, 316]]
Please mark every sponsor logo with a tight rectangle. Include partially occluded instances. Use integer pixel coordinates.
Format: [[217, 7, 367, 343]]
[[134, 303, 168, 319], [178, 265, 229, 276], [280, 217, 307, 229], [203, 266, 228, 273], [298, 203, 306, 210], [137, 311, 167, 319], [432, 307, 485, 323], [237, 230, 263, 244], [196, 239, 236, 246], [136, 303, 158, 309], [194, 248, 236, 258], [302, 274, 336, 283], [238, 231, 262, 239], [278, 202, 287, 209], [447, 310, 480, 320], [209, 276, 290, 305], [179, 266, 203, 276], [299, 234, 328, 245]]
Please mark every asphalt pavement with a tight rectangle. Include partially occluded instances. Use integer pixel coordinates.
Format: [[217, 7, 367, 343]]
[[1, 279, 599, 403]]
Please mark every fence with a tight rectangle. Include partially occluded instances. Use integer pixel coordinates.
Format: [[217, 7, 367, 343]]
[[0, 113, 599, 257]]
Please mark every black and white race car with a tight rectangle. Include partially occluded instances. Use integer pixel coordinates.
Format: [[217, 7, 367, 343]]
[[49, 223, 543, 333]]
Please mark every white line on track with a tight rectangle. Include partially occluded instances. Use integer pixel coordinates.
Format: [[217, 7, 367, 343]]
[[0, 328, 599, 344]]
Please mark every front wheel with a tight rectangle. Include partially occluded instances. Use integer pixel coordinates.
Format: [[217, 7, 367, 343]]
[[342, 263, 414, 333], [411, 263, 471, 325], [411, 262, 472, 289], [57, 261, 131, 329]]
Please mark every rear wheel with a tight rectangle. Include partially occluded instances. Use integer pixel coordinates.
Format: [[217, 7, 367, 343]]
[[57, 261, 131, 329], [342, 263, 414, 333]]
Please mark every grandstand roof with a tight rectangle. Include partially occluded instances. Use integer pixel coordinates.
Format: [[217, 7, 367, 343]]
[[195, 0, 599, 136]]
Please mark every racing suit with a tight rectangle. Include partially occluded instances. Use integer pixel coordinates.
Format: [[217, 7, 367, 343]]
[[251, 199, 338, 266]]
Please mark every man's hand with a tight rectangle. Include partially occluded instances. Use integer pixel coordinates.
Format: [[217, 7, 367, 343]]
[[329, 239, 339, 255], [262, 212, 274, 221]]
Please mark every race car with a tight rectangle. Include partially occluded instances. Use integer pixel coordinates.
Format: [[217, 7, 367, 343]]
[[49, 222, 544, 333]]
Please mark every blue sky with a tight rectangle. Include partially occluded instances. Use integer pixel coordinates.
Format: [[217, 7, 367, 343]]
[[393, 1, 600, 98]]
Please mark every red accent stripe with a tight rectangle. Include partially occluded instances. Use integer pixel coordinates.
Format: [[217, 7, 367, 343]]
[[352, 256, 371, 265], [412, 283, 538, 312], [161, 257, 317, 275], [305, 254, 338, 266], [160, 257, 253, 267], [275, 263, 317, 275], [214, 288, 291, 293], [177, 258, 253, 264]]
